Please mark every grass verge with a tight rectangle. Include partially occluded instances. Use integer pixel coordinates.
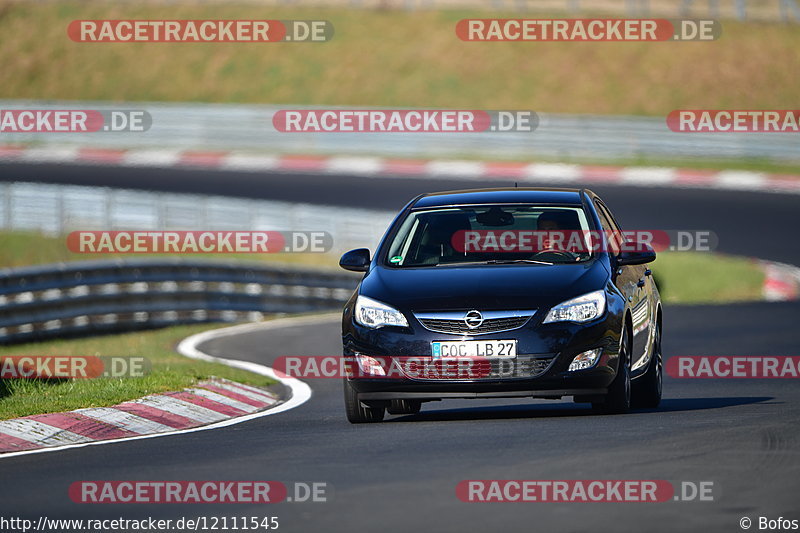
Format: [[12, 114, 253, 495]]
[[0, 3, 798, 116], [0, 323, 276, 420], [652, 251, 764, 304]]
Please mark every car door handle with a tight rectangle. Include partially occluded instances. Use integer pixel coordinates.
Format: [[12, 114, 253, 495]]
[[644, 269, 652, 276], [637, 279, 646, 288]]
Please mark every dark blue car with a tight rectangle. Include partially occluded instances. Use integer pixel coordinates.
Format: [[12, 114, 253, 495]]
[[339, 188, 661, 423]]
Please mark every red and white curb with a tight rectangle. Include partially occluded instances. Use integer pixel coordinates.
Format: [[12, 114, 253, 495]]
[[761, 260, 800, 302], [0, 315, 323, 459], [2, 144, 799, 195], [0, 378, 279, 454]]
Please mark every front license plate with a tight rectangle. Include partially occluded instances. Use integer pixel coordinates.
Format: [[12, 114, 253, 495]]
[[431, 340, 517, 358]]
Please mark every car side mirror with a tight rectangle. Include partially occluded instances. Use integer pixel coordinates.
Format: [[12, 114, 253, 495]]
[[617, 243, 656, 266], [339, 248, 371, 272]]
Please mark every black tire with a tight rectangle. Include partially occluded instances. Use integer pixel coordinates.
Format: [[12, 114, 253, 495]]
[[633, 322, 662, 409], [593, 327, 631, 414], [387, 399, 422, 415], [343, 379, 385, 423]]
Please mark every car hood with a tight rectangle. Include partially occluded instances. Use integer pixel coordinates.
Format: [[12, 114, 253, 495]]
[[360, 259, 609, 312]]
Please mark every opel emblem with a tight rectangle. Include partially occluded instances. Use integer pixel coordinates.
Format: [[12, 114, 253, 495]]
[[464, 310, 484, 329]]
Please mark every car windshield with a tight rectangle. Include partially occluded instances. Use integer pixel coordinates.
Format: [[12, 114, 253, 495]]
[[384, 205, 594, 267]]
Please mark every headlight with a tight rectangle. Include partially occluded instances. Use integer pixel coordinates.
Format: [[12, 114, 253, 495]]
[[543, 290, 606, 324], [354, 295, 409, 329]]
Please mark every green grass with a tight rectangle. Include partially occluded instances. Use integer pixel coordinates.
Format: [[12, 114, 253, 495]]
[[0, 230, 340, 270], [653, 251, 764, 304], [0, 323, 276, 420], [0, 3, 798, 116]]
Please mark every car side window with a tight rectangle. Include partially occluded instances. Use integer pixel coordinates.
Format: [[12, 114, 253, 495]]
[[596, 201, 623, 233], [594, 200, 622, 255]]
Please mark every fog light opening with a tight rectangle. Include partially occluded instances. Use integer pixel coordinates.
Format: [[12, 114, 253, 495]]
[[356, 354, 387, 376], [568, 348, 603, 371]]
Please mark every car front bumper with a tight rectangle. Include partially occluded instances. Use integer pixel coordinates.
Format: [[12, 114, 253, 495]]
[[342, 304, 624, 402]]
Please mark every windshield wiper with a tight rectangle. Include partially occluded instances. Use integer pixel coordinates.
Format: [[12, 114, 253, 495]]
[[484, 259, 554, 265], [430, 259, 554, 267]]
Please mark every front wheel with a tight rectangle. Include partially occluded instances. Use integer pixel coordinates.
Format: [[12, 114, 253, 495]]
[[633, 323, 662, 409], [343, 379, 385, 423], [593, 328, 631, 414]]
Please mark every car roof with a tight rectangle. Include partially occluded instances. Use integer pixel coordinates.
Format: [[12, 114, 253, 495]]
[[411, 187, 596, 209]]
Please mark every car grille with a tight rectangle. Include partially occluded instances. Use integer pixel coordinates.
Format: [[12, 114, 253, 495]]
[[414, 310, 535, 335], [418, 316, 529, 335], [403, 354, 557, 381]]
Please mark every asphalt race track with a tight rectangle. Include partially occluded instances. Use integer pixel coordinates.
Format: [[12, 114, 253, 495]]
[[1, 164, 798, 533]]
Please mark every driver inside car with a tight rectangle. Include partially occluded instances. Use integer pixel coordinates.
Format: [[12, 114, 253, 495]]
[[537, 211, 583, 255]]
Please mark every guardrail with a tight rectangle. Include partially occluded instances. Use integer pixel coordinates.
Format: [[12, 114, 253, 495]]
[[0, 182, 394, 255], [2, 101, 798, 163], [0, 259, 360, 344]]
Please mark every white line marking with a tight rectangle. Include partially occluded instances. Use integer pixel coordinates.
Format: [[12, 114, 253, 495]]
[[0, 314, 329, 459], [425, 160, 485, 179], [214, 376, 280, 397], [121, 149, 181, 167], [19, 146, 79, 163], [220, 153, 280, 172], [74, 407, 175, 434], [715, 170, 767, 190], [185, 388, 259, 413], [202, 380, 277, 404], [326, 156, 382, 175], [0, 419, 92, 446], [619, 167, 676, 186], [134, 395, 229, 424], [524, 163, 582, 182]]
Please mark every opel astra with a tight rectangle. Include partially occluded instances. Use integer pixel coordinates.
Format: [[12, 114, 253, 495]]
[[339, 188, 661, 423]]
